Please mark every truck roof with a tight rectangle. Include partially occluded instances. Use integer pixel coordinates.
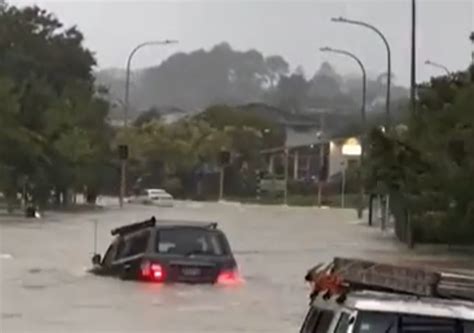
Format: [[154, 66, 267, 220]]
[[341, 290, 474, 320], [305, 257, 474, 321]]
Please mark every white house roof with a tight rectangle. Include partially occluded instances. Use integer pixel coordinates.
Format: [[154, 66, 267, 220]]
[[284, 126, 326, 148]]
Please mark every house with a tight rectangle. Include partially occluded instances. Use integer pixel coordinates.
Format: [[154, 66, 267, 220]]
[[261, 124, 362, 182]]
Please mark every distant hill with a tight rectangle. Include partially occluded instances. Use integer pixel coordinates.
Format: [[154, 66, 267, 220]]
[[95, 42, 409, 126]]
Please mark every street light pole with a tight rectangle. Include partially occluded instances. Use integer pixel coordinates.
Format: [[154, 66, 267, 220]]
[[424, 60, 450, 75], [120, 39, 177, 208], [124, 40, 177, 127], [320, 47, 367, 217], [320, 47, 367, 135], [331, 17, 391, 131], [407, 0, 417, 248]]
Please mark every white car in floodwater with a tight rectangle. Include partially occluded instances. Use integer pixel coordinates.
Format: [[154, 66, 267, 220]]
[[128, 188, 174, 207]]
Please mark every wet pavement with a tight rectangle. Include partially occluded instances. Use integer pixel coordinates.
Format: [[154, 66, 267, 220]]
[[1, 201, 473, 332]]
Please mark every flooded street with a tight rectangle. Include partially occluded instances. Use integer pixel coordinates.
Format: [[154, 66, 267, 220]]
[[1, 202, 472, 332]]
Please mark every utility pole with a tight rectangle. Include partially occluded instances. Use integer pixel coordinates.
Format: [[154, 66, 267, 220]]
[[118, 145, 128, 208], [341, 161, 346, 208], [219, 167, 224, 201], [283, 146, 289, 206], [317, 113, 325, 207]]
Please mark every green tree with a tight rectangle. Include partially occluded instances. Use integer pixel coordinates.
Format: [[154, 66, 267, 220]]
[[366, 67, 474, 244], [0, 5, 111, 207]]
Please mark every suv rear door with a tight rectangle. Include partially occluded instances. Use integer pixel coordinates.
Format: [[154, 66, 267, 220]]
[[152, 227, 235, 283]]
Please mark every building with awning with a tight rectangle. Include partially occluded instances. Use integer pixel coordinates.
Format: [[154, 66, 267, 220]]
[[261, 125, 361, 182]]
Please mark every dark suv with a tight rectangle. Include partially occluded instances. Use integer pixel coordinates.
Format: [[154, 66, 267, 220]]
[[90, 217, 239, 284]]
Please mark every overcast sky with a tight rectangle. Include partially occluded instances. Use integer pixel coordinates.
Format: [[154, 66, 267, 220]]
[[9, 0, 474, 85]]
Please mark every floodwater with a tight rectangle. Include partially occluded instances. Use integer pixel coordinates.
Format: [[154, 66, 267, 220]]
[[1, 201, 472, 332]]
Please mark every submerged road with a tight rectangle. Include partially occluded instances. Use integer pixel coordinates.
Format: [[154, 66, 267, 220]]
[[1, 201, 472, 332]]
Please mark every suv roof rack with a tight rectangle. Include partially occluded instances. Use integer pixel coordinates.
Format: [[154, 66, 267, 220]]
[[206, 222, 218, 229], [305, 257, 474, 303], [111, 216, 156, 236]]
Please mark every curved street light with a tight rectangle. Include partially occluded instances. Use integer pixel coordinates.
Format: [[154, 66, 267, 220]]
[[120, 39, 178, 208], [124, 39, 178, 127], [320, 47, 367, 136], [320, 47, 367, 216], [424, 60, 450, 75], [331, 17, 391, 131]]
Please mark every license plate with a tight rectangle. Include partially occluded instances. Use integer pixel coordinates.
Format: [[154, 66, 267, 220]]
[[181, 267, 201, 276]]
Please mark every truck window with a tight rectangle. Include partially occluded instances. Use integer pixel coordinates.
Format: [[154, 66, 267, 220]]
[[300, 307, 336, 333], [335, 313, 351, 333], [301, 308, 320, 333], [465, 321, 474, 333], [355, 312, 473, 333], [354, 312, 397, 333], [315, 310, 335, 333], [400, 314, 457, 333]]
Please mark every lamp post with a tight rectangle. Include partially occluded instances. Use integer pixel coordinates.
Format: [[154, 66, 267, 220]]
[[425, 60, 450, 75], [331, 17, 391, 131], [124, 40, 178, 127], [320, 47, 367, 217], [407, 0, 417, 248], [320, 47, 367, 137], [119, 39, 177, 208]]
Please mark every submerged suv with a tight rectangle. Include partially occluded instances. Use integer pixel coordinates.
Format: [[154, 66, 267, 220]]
[[90, 217, 239, 284]]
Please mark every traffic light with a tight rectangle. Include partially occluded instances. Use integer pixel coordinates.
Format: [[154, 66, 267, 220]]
[[218, 150, 231, 166], [118, 144, 129, 160]]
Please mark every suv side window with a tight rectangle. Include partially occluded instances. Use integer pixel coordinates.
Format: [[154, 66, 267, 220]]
[[102, 241, 118, 266], [124, 231, 150, 257], [115, 237, 127, 260]]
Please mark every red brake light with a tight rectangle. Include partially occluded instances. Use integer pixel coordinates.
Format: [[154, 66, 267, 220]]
[[151, 264, 163, 280], [141, 261, 165, 282], [217, 269, 241, 285]]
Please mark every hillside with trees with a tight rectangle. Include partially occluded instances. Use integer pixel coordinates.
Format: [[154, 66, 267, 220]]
[[96, 42, 409, 123]]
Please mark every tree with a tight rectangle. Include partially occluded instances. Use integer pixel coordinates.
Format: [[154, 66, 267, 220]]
[[265, 55, 289, 88], [133, 106, 162, 127], [0, 4, 111, 207], [272, 73, 309, 113], [366, 67, 474, 244]]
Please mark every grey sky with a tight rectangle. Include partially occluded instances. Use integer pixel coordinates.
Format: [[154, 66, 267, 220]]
[[9, 0, 474, 85]]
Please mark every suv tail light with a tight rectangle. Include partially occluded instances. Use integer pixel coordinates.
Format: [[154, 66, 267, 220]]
[[217, 269, 241, 285], [141, 261, 165, 282]]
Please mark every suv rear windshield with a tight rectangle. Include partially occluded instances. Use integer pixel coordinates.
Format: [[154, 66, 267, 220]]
[[156, 228, 227, 256]]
